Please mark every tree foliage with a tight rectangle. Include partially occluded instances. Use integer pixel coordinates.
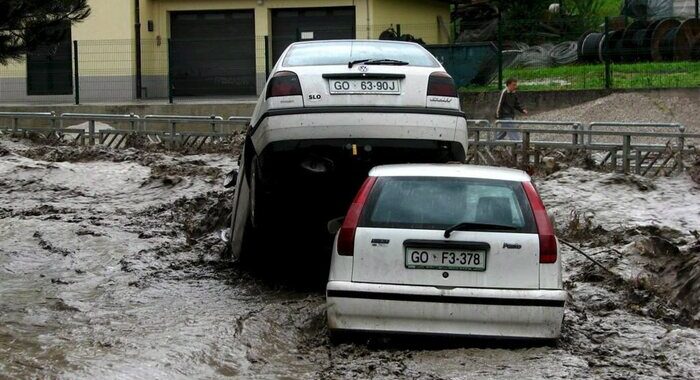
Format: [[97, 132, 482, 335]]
[[0, 0, 90, 64]]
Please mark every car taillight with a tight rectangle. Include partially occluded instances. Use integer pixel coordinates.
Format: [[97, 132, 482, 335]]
[[522, 181, 557, 264], [266, 71, 302, 99], [427, 71, 457, 97], [337, 176, 378, 256]]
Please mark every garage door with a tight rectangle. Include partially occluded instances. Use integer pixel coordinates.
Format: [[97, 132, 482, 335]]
[[170, 10, 256, 96], [271, 7, 356, 64]]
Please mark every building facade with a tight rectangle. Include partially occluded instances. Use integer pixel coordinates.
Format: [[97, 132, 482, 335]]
[[0, 0, 452, 103]]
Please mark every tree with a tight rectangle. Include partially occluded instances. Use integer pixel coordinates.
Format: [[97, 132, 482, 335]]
[[0, 0, 90, 64]]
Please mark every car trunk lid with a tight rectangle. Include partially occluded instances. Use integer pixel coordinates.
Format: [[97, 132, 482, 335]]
[[349, 176, 541, 289]]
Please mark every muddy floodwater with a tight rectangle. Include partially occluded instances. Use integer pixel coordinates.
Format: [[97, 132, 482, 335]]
[[1, 138, 699, 379]]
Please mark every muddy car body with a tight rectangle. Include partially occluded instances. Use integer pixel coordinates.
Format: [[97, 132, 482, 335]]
[[327, 165, 566, 339], [230, 40, 468, 260]]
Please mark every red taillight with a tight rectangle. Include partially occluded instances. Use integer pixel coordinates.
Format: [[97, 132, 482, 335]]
[[337, 176, 378, 256], [522, 181, 557, 264], [266, 71, 302, 99], [427, 71, 457, 97]]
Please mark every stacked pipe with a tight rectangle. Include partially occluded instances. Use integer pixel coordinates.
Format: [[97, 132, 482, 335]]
[[578, 18, 700, 63]]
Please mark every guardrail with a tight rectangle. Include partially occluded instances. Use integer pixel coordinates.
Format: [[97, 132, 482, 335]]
[[0, 113, 697, 176], [0, 111, 250, 148], [469, 120, 699, 176]]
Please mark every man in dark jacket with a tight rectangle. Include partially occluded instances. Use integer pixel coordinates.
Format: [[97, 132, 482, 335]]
[[496, 78, 528, 140]]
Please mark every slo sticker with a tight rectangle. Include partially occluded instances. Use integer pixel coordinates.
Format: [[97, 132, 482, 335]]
[[308, 93, 321, 101]]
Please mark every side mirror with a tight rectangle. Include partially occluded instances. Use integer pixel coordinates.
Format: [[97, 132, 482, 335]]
[[327, 217, 344, 235], [223, 169, 238, 188]]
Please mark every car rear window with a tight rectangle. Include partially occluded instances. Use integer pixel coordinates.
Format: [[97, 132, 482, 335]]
[[360, 177, 536, 233], [283, 41, 439, 67]]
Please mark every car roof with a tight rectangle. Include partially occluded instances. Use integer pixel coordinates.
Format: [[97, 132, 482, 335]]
[[368, 164, 531, 182], [289, 39, 422, 47]]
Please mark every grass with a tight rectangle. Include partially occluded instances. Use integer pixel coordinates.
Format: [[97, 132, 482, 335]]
[[460, 61, 700, 93]]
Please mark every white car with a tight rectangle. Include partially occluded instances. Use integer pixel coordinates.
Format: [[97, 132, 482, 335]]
[[230, 40, 468, 260], [326, 164, 566, 340]]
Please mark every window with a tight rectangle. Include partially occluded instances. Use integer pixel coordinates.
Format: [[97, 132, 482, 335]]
[[26, 22, 73, 96], [360, 177, 536, 233], [283, 41, 439, 67]]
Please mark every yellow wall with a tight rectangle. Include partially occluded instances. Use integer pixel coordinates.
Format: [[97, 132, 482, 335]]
[[0, 0, 450, 86], [72, 0, 134, 41], [372, 0, 450, 44], [141, 0, 368, 76], [0, 0, 135, 78]]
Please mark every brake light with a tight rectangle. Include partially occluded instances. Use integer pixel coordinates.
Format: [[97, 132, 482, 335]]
[[427, 71, 457, 97], [522, 181, 557, 263], [337, 176, 378, 256], [266, 71, 302, 99]]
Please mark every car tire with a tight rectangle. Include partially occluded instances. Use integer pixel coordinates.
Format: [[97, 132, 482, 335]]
[[237, 216, 256, 266], [249, 155, 267, 230], [328, 329, 347, 345]]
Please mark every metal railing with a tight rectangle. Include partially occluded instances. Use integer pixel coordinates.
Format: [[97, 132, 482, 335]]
[[0, 111, 250, 148], [1, 112, 697, 176], [469, 119, 699, 176]]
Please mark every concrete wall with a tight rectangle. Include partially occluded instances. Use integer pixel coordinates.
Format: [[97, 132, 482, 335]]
[[2, 87, 699, 129], [460, 88, 700, 120]]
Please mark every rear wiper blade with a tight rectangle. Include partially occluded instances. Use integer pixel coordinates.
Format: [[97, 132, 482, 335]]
[[364, 59, 409, 66], [444, 222, 517, 238], [348, 59, 370, 68], [348, 59, 409, 68]]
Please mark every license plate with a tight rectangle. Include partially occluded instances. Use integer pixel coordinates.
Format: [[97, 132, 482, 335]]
[[405, 248, 487, 271], [329, 79, 400, 94]]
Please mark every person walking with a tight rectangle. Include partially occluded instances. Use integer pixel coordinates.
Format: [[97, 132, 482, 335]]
[[496, 78, 528, 140]]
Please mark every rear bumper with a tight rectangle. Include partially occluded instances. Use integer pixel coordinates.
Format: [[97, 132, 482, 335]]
[[250, 110, 468, 154], [326, 281, 566, 339]]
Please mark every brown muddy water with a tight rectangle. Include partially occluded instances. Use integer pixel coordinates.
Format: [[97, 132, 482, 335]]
[[1, 138, 699, 379]]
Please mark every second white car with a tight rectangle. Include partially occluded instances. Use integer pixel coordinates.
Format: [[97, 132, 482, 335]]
[[327, 164, 566, 340]]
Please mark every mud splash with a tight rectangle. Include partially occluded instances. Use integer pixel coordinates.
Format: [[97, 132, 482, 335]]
[[1, 137, 699, 379]]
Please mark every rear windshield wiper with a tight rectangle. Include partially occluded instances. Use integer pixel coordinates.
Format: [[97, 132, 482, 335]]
[[444, 222, 517, 238], [348, 59, 370, 68], [364, 59, 409, 66], [348, 58, 409, 68]]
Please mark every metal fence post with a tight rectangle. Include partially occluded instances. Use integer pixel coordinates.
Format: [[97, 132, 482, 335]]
[[88, 120, 96, 146], [678, 125, 685, 171], [497, 14, 503, 90], [167, 38, 174, 104], [73, 41, 80, 105], [473, 130, 480, 165], [50, 111, 57, 132], [12, 117, 18, 133], [170, 121, 177, 148], [210, 115, 217, 133], [129, 113, 136, 131], [604, 17, 611, 89], [622, 134, 631, 173], [264, 35, 271, 79], [521, 131, 530, 166]]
